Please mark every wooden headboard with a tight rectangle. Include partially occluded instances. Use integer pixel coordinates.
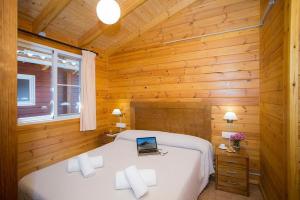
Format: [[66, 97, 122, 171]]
[[130, 102, 212, 141]]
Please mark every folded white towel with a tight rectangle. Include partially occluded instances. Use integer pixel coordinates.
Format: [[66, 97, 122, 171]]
[[67, 156, 103, 172], [124, 165, 148, 199], [77, 153, 96, 178], [115, 169, 156, 190]]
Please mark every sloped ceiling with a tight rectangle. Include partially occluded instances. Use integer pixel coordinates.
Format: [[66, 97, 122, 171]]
[[18, 0, 198, 55]]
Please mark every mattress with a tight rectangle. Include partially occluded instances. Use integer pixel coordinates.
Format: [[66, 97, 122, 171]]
[[19, 130, 214, 200]]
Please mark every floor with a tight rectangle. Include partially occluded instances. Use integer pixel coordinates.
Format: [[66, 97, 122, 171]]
[[198, 181, 263, 200]]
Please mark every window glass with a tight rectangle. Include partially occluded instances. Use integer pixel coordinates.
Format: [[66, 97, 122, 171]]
[[17, 43, 53, 119], [17, 74, 35, 106], [57, 54, 81, 116], [16, 41, 82, 123], [18, 79, 30, 102]]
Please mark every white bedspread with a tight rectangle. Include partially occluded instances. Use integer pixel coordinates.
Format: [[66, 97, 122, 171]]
[[19, 130, 214, 200]]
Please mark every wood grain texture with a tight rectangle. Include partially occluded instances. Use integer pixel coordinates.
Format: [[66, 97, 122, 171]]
[[16, 37, 110, 178], [259, 0, 285, 199], [131, 102, 211, 141], [17, 0, 260, 54], [107, 0, 260, 184], [215, 148, 249, 196], [298, 0, 300, 196], [0, 0, 18, 199], [285, 0, 300, 199], [32, 0, 72, 33], [78, 0, 147, 47], [106, 0, 199, 55], [113, 0, 260, 54]]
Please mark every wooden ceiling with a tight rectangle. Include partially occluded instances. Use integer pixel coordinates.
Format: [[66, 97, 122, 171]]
[[18, 0, 199, 55]]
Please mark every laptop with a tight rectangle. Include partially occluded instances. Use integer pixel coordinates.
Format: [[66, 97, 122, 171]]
[[136, 137, 160, 156]]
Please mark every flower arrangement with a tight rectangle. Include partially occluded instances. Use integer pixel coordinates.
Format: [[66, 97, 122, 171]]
[[230, 132, 245, 150]]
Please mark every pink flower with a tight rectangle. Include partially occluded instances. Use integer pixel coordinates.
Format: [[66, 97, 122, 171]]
[[230, 132, 245, 142]]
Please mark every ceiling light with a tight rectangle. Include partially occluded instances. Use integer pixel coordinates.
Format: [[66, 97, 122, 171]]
[[96, 0, 121, 25]]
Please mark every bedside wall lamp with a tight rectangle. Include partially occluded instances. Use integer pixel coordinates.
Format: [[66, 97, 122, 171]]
[[112, 108, 122, 117], [222, 111, 238, 147], [112, 108, 126, 132], [223, 111, 238, 123]]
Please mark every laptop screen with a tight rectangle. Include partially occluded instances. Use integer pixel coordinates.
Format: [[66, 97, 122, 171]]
[[136, 137, 157, 152]]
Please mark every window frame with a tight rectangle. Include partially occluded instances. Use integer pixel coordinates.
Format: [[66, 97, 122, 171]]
[[17, 74, 36, 106], [17, 39, 82, 125]]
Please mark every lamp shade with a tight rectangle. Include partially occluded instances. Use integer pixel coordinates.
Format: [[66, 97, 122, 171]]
[[112, 108, 122, 116], [96, 0, 121, 25], [223, 112, 237, 121]]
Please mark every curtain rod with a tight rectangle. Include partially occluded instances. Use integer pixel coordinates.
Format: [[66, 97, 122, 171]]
[[164, 0, 276, 45], [18, 28, 99, 56]]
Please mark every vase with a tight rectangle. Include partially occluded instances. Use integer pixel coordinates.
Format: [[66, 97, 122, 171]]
[[232, 141, 240, 151]]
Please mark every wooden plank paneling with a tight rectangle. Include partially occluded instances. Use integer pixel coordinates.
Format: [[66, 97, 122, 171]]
[[78, 0, 147, 47], [16, 38, 110, 178], [298, 0, 300, 196], [107, 0, 260, 184], [260, 0, 300, 199], [106, 0, 199, 55], [32, 0, 72, 33], [0, 0, 18, 199], [112, 0, 260, 54], [286, 0, 300, 199], [260, 0, 286, 199]]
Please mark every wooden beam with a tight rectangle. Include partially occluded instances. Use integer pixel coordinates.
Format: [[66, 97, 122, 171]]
[[0, 0, 18, 199], [18, 17, 33, 32], [78, 0, 146, 47], [106, 0, 199, 55], [32, 0, 72, 33], [285, 0, 300, 199]]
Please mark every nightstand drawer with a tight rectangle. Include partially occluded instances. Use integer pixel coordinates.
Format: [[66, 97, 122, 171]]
[[215, 148, 249, 196], [217, 165, 247, 179], [218, 175, 247, 188], [218, 156, 247, 167]]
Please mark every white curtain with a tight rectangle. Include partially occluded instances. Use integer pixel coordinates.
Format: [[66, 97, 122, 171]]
[[80, 50, 96, 131]]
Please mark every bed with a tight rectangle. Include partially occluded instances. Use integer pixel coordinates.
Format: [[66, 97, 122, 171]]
[[19, 102, 214, 200]]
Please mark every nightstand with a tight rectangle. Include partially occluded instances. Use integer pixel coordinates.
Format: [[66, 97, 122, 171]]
[[99, 132, 115, 145], [215, 148, 249, 196]]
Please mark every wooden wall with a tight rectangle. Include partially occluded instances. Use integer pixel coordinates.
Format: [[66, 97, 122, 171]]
[[298, 1, 300, 195], [259, 0, 285, 198], [298, 41, 300, 197], [259, 0, 286, 199], [107, 0, 260, 184], [0, 0, 18, 199], [17, 32, 110, 178]]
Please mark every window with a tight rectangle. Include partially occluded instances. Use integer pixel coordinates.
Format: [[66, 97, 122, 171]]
[[57, 53, 81, 116], [17, 74, 36, 106], [17, 40, 81, 124]]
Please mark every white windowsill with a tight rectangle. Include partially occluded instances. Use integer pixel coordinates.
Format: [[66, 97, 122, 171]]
[[18, 114, 80, 126]]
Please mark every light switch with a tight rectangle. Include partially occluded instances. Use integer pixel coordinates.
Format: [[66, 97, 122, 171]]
[[116, 122, 126, 128], [222, 131, 237, 139]]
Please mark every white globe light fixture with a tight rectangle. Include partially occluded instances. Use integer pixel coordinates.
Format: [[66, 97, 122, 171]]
[[96, 0, 121, 25]]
